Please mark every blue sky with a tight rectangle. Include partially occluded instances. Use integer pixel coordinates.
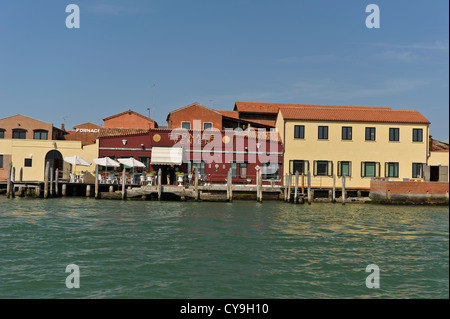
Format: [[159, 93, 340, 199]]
[[0, 0, 448, 140]]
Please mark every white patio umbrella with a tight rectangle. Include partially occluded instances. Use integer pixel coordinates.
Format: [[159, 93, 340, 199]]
[[64, 155, 91, 173], [118, 158, 146, 184], [93, 157, 120, 176], [64, 156, 92, 181], [117, 158, 146, 168]]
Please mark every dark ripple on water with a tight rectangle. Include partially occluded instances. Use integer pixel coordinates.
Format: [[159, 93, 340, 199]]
[[0, 198, 448, 298]]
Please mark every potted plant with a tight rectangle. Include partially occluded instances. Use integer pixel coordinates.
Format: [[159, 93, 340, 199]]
[[176, 172, 185, 186]]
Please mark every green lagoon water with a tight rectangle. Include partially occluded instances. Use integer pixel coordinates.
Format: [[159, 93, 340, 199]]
[[0, 197, 448, 299]]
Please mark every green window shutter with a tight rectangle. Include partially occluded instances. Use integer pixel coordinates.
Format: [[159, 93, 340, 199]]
[[348, 161, 352, 177], [361, 162, 365, 177], [337, 161, 342, 177]]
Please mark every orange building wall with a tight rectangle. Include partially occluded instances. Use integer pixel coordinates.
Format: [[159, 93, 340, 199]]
[[104, 113, 156, 129], [0, 115, 55, 140], [168, 105, 223, 130]]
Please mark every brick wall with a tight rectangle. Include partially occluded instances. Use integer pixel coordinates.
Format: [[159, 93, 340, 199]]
[[168, 104, 223, 130], [104, 112, 156, 129], [370, 179, 449, 195]]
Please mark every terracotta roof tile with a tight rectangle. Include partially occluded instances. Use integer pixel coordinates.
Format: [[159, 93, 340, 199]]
[[430, 138, 450, 151], [218, 110, 240, 119], [279, 107, 430, 124], [235, 101, 392, 114], [103, 110, 156, 123]]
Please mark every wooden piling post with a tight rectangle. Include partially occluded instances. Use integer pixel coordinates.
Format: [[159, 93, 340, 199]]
[[109, 185, 114, 193], [11, 167, 15, 198], [44, 162, 50, 199], [62, 184, 67, 197], [284, 173, 288, 201], [227, 169, 231, 202], [342, 174, 346, 205], [229, 169, 233, 202], [55, 168, 59, 197], [6, 162, 12, 199], [94, 164, 99, 199], [307, 170, 311, 205], [332, 174, 336, 203], [194, 167, 199, 201], [86, 185, 91, 197], [301, 172, 305, 194], [259, 169, 263, 202], [256, 168, 260, 202], [50, 168, 54, 198], [287, 173, 292, 203], [158, 168, 162, 201], [294, 171, 299, 204], [122, 168, 127, 200]]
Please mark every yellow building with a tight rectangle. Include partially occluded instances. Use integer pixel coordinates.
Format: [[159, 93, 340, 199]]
[[426, 138, 449, 182], [276, 105, 430, 189], [0, 139, 99, 183]]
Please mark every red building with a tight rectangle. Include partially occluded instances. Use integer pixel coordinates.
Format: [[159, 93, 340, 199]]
[[103, 110, 158, 129], [167, 102, 275, 131], [99, 128, 283, 185]]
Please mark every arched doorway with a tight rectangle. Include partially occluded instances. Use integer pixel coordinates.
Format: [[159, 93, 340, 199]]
[[45, 150, 63, 179]]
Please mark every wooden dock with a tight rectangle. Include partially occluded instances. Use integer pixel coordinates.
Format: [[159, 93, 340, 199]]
[[1, 165, 370, 203]]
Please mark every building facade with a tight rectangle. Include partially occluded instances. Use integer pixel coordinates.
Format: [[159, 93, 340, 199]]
[[103, 110, 158, 129], [0, 139, 99, 182], [276, 105, 430, 189], [0, 114, 65, 141], [99, 128, 283, 185]]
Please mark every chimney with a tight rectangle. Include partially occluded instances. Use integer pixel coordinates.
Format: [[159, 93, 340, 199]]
[[61, 123, 65, 131]]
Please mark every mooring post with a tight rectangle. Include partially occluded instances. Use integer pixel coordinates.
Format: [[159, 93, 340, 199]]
[[44, 162, 50, 199], [86, 185, 91, 197], [256, 168, 260, 202], [287, 173, 292, 203], [342, 174, 346, 205], [158, 168, 162, 201], [332, 174, 336, 203], [50, 168, 54, 198], [194, 167, 199, 201], [284, 174, 288, 201], [307, 170, 311, 205], [258, 169, 263, 203], [11, 167, 15, 198], [229, 169, 233, 202], [226, 169, 231, 202], [301, 172, 305, 194], [6, 162, 12, 199], [62, 184, 67, 197], [294, 171, 299, 204], [94, 164, 99, 199], [122, 168, 127, 200], [55, 168, 59, 197], [109, 185, 114, 193]]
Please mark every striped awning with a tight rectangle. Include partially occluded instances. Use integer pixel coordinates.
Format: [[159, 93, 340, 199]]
[[151, 147, 183, 165]]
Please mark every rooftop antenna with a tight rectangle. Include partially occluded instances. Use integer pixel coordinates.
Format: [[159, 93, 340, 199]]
[[147, 107, 151, 119]]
